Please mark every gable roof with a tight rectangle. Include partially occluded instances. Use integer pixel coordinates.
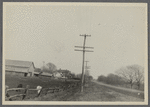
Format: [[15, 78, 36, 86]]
[[5, 59, 34, 68]]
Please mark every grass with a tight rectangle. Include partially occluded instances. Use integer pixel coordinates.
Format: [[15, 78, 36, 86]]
[[26, 81, 144, 101], [5, 74, 144, 101], [5, 74, 79, 100]]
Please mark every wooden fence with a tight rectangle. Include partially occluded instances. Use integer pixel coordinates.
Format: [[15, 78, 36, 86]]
[[5, 82, 80, 101]]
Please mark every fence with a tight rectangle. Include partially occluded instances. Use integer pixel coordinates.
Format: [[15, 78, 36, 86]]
[[5, 82, 80, 101]]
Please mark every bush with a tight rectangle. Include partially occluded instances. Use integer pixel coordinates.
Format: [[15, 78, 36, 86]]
[[97, 75, 107, 83], [97, 74, 125, 85]]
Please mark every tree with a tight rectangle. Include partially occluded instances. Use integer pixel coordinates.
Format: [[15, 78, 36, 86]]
[[88, 76, 93, 80], [106, 73, 125, 85], [116, 65, 144, 89], [46, 62, 57, 72], [41, 66, 49, 73], [127, 65, 144, 89], [97, 74, 125, 85], [97, 75, 107, 83], [116, 67, 135, 88], [41, 62, 57, 73]]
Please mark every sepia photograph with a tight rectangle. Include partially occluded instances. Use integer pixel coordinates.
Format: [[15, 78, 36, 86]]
[[2, 2, 148, 105]]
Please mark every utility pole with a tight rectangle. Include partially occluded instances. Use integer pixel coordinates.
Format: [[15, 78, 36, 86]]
[[74, 34, 94, 92], [85, 61, 90, 76], [42, 61, 45, 70], [85, 61, 90, 84]]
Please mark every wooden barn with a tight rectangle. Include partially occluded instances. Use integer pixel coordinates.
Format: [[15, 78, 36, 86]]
[[5, 59, 35, 77]]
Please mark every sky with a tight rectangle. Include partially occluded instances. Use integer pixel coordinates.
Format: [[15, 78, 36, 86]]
[[3, 3, 147, 79]]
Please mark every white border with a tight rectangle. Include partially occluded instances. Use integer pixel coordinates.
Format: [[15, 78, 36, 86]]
[[2, 2, 148, 105]]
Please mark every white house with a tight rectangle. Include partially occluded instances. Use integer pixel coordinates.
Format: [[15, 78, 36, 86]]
[[53, 72, 63, 78]]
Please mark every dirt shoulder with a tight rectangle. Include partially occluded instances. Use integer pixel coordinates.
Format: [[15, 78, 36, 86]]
[[66, 82, 144, 101]]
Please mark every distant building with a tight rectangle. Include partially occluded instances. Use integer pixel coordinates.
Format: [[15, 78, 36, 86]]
[[53, 72, 63, 78], [5, 59, 35, 77], [40, 72, 53, 77], [53, 69, 71, 79], [34, 68, 42, 77]]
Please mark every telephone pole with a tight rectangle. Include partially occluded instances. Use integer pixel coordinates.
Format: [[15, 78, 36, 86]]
[[85, 61, 90, 76], [42, 61, 45, 70], [74, 34, 94, 92]]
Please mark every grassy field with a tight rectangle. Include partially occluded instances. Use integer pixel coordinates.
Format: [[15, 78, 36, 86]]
[[27, 81, 144, 101], [5, 74, 79, 100], [5, 74, 144, 101]]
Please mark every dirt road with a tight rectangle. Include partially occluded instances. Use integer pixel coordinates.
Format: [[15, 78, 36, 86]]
[[65, 81, 144, 101], [92, 80, 144, 100], [92, 80, 144, 93]]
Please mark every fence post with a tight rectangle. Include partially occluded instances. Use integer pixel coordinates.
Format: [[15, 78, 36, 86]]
[[5, 86, 9, 100], [44, 88, 48, 95], [67, 85, 70, 90], [22, 85, 29, 100], [5, 86, 8, 97], [37, 88, 43, 97]]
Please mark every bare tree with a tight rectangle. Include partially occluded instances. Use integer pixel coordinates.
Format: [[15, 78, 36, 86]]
[[127, 65, 144, 89], [116, 67, 135, 88], [116, 65, 144, 89]]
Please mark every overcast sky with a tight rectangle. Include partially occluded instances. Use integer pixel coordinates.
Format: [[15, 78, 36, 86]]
[[4, 3, 147, 79]]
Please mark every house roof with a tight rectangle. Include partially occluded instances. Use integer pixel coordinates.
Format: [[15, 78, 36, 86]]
[[5, 59, 35, 68], [40, 72, 53, 77]]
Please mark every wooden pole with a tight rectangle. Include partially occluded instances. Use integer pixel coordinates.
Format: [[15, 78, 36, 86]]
[[5, 86, 8, 97], [22, 85, 29, 100], [74, 34, 93, 92], [81, 35, 86, 92]]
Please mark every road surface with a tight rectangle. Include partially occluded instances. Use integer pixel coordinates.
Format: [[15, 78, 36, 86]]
[[92, 80, 144, 99], [92, 80, 144, 93]]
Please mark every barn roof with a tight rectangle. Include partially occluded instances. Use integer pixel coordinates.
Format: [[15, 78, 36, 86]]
[[5, 59, 35, 68]]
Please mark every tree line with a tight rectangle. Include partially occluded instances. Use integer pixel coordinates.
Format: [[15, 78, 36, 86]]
[[35, 62, 75, 78], [35, 62, 94, 80], [97, 65, 144, 90]]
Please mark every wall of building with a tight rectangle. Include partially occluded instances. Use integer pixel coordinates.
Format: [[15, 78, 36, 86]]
[[5, 66, 28, 73], [6, 71, 25, 76], [28, 63, 35, 76], [5, 64, 35, 77], [39, 75, 52, 79]]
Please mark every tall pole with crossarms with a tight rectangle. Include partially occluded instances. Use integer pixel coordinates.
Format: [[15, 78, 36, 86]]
[[74, 34, 94, 92]]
